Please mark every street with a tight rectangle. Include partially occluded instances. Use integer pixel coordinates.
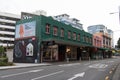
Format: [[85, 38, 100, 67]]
[[0, 57, 120, 80]]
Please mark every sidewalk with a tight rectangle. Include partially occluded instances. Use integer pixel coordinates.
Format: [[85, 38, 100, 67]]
[[0, 63, 51, 70]]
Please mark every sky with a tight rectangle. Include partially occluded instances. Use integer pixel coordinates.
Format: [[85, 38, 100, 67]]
[[0, 0, 120, 46]]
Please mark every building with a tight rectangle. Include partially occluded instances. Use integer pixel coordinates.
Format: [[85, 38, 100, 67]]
[[21, 10, 47, 20], [13, 15, 93, 63], [107, 29, 114, 48], [88, 25, 113, 58], [87, 24, 113, 48], [0, 11, 20, 48], [53, 14, 83, 30]]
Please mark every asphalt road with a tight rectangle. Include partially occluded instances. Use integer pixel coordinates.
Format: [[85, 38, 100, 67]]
[[0, 57, 120, 80]]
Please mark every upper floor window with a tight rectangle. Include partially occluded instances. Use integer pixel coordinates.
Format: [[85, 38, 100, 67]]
[[45, 23, 50, 34], [89, 37, 92, 44], [73, 32, 76, 40], [60, 28, 64, 37], [68, 31, 71, 39], [77, 34, 80, 41], [53, 26, 58, 36], [86, 36, 89, 43]]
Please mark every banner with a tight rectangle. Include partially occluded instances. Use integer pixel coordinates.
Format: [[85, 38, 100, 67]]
[[15, 21, 36, 39]]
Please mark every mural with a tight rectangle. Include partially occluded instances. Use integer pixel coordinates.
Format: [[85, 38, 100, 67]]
[[13, 37, 38, 63]]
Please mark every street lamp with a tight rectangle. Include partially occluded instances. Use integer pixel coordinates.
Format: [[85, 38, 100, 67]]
[[109, 6, 120, 24], [110, 12, 119, 14]]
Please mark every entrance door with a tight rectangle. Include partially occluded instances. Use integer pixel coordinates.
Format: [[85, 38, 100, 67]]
[[58, 45, 66, 61]]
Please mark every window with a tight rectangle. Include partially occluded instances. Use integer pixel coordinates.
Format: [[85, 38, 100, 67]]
[[77, 34, 80, 41], [86, 36, 89, 43], [94, 39, 96, 46], [68, 31, 71, 39], [60, 28, 64, 37], [84, 35, 86, 42], [45, 23, 50, 34], [73, 32, 76, 40], [89, 37, 92, 43], [53, 26, 58, 36]]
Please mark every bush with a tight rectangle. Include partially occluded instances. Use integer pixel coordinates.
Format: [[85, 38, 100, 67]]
[[0, 57, 8, 63], [0, 62, 7, 66]]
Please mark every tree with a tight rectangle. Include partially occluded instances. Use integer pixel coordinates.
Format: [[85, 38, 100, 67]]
[[117, 38, 120, 48]]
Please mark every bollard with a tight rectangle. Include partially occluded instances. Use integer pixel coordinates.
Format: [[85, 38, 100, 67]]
[[89, 57, 90, 61], [79, 57, 81, 61], [35, 59, 37, 63], [67, 58, 69, 62]]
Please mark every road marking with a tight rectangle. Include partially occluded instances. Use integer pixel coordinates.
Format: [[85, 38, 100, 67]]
[[107, 61, 114, 63], [109, 71, 112, 74], [58, 63, 80, 67], [105, 76, 109, 80], [89, 63, 108, 69], [68, 72, 85, 80], [1, 69, 43, 78], [31, 70, 64, 80]]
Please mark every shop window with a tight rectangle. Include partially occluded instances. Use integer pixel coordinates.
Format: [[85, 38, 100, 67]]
[[68, 31, 71, 39], [73, 32, 76, 40], [60, 28, 64, 37], [45, 23, 50, 34], [53, 26, 58, 36], [77, 34, 80, 41]]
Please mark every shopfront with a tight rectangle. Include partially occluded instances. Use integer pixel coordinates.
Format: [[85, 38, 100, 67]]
[[43, 45, 58, 62], [66, 46, 77, 61]]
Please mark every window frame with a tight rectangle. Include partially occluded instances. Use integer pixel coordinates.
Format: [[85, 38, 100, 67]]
[[73, 32, 76, 40], [45, 23, 50, 34], [68, 31, 71, 39], [60, 28, 64, 37], [53, 26, 58, 36]]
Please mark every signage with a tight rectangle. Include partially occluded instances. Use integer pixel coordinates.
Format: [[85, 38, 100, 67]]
[[15, 21, 36, 39]]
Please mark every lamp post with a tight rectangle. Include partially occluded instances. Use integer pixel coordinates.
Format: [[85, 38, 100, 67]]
[[109, 6, 120, 24], [109, 6, 120, 48]]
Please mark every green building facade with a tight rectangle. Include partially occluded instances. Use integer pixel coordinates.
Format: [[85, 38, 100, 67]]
[[13, 15, 95, 63]]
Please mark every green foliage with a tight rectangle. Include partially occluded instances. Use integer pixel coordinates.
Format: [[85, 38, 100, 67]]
[[0, 46, 5, 57], [0, 57, 8, 63], [0, 57, 13, 66], [117, 38, 120, 48], [0, 62, 8, 66], [0, 57, 8, 66]]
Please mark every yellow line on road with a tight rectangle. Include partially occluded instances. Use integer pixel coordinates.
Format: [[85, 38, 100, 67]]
[[105, 76, 109, 80], [109, 71, 112, 74]]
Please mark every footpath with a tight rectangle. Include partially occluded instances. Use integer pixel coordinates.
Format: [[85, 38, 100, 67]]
[[0, 63, 51, 70]]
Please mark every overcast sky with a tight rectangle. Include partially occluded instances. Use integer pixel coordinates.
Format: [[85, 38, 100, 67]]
[[0, 0, 120, 45]]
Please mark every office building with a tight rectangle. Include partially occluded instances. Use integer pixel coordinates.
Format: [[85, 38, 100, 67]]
[[0, 11, 20, 48]]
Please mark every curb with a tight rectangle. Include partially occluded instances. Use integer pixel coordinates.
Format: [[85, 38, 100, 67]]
[[0, 63, 51, 70], [112, 63, 120, 80]]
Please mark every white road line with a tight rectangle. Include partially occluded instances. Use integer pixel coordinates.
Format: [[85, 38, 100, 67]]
[[84, 63, 90, 65], [1, 69, 43, 78], [89, 63, 108, 69], [68, 72, 85, 80], [58, 63, 80, 67], [31, 70, 64, 80]]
